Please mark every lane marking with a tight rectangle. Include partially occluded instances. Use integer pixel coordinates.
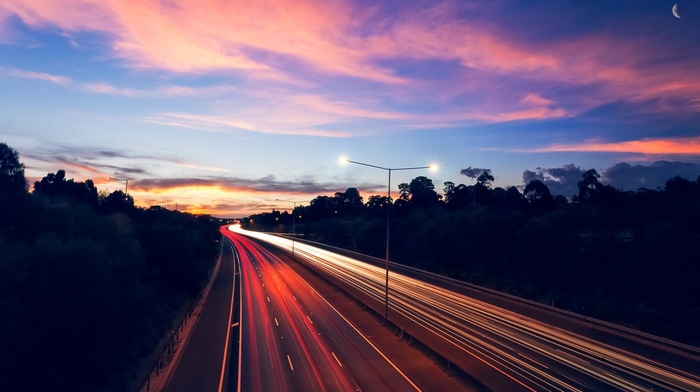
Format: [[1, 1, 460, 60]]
[[218, 240, 238, 392], [275, 317, 279, 326], [231, 322, 239, 328], [306, 316, 313, 324], [287, 355, 294, 371]]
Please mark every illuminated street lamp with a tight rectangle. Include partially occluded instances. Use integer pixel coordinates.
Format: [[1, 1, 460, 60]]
[[276, 199, 310, 257], [340, 157, 437, 320]]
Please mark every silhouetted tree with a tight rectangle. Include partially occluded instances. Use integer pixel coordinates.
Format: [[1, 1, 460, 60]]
[[524, 179, 555, 212], [34, 170, 99, 207], [335, 187, 364, 217], [493, 186, 528, 210], [0, 157, 219, 390], [665, 175, 694, 195], [405, 176, 440, 208], [99, 190, 135, 214], [366, 194, 390, 217], [0, 143, 27, 194], [398, 182, 411, 201], [305, 195, 337, 221], [443, 181, 472, 209], [473, 183, 493, 205], [476, 170, 494, 186], [576, 169, 603, 202]]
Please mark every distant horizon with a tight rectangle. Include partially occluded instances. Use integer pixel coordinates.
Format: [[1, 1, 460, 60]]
[[18, 151, 700, 218], [2, 1, 699, 217]]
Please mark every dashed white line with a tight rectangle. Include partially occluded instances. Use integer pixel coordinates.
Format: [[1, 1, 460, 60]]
[[287, 355, 294, 371]]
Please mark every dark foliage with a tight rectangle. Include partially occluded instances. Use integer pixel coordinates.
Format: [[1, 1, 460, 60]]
[[0, 148, 220, 391], [247, 170, 700, 346], [0, 143, 27, 195]]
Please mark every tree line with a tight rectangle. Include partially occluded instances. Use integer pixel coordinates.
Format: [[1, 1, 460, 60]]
[[0, 143, 220, 391], [246, 169, 700, 346]]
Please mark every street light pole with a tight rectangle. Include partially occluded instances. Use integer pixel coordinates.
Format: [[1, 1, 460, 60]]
[[341, 159, 435, 320], [108, 176, 129, 195], [276, 199, 309, 257]]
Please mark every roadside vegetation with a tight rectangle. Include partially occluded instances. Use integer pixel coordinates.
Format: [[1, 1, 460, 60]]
[[246, 169, 700, 346], [0, 143, 220, 391]]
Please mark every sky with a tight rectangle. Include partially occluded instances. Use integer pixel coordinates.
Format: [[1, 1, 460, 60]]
[[1, 0, 699, 217]]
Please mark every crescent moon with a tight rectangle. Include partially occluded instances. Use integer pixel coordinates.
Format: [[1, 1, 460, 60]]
[[672, 3, 681, 19]]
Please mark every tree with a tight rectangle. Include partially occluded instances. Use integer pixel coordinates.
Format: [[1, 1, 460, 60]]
[[443, 182, 472, 209], [476, 170, 494, 186], [665, 175, 694, 195], [494, 186, 528, 210], [304, 195, 337, 221], [34, 170, 99, 207], [398, 182, 411, 201], [406, 176, 440, 207], [443, 181, 455, 203], [99, 190, 135, 214], [523, 179, 554, 212], [0, 143, 27, 194], [366, 194, 390, 217], [577, 169, 603, 202], [335, 187, 364, 217]]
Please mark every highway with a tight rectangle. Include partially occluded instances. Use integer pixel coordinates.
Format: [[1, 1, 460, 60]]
[[229, 225, 700, 392], [221, 228, 429, 391]]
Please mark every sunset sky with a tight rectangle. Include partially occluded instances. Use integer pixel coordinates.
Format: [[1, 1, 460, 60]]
[[2, 0, 699, 217]]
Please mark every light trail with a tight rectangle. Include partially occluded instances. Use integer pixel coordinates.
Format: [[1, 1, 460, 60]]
[[222, 227, 424, 391], [230, 225, 700, 392]]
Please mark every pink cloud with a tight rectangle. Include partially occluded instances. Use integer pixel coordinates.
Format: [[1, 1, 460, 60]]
[[529, 137, 700, 155], [2, 0, 698, 126], [520, 93, 553, 107], [475, 107, 568, 122], [0, 0, 404, 84]]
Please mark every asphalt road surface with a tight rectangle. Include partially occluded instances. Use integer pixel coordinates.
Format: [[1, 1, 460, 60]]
[[162, 226, 467, 391]]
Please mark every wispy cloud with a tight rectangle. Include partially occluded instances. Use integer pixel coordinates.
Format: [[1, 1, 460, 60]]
[[3, 0, 699, 127], [2, 65, 243, 98], [0, 66, 70, 84], [134, 175, 381, 196], [146, 112, 353, 138], [525, 137, 700, 155]]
